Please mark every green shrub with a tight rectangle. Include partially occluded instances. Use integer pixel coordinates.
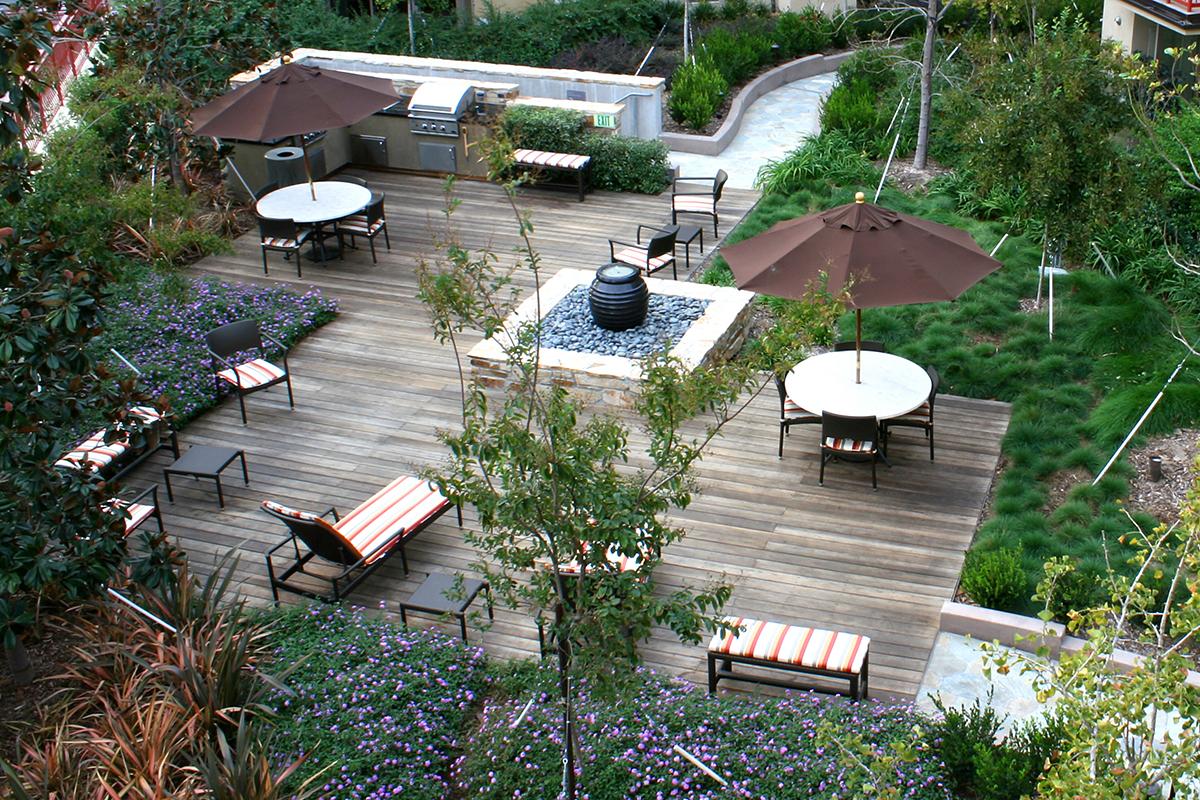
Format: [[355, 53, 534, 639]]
[[754, 130, 879, 195], [960, 547, 1027, 610], [836, 46, 898, 94], [499, 105, 586, 153], [1043, 564, 1101, 622], [581, 133, 670, 194], [774, 9, 833, 57], [819, 79, 881, 150], [700, 26, 774, 84], [668, 54, 728, 129]]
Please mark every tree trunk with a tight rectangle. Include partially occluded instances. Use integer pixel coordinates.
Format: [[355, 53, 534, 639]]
[[556, 602, 578, 799], [913, 0, 939, 171], [5, 637, 33, 686], [456, 0, 470, 28]]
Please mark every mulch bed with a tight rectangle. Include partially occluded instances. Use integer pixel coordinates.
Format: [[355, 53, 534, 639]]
[[0, 615, 81, 761], [1124, 428, 1199, 527]]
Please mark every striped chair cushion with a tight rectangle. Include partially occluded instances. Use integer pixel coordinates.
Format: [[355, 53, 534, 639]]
[[824, 436, 874, 453], [340, 218, 385, 235], [553, 545, 643, 576], [889, 402, 932, 423], [218, 358, 286, 389], [613, 247, 674, 273], [262, 236, 303, 249], [129, 405, 165, 423], [513, 149, 591, 170], [261, 500, 320, 522], [672, 195, 717, 214], [783, 397, 817, 420], [123, 502, 157, 534], [709, 616, 869, 674], [334, 476, 450, 564], [55, 429, 129, 471]]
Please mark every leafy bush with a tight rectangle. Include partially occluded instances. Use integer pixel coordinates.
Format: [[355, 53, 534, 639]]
[[837, 46, 900, 94], [668, 54, 728, 129], [961, 547, 1028, 610], [582, 133, 671, 193], [97, 272, 338, 424], [499, 105, 586, 153], [700, 26, 775, 85], [1042, 563, 1102, 623], [755, 130, 880, 195], [775, 9, 833, 57], [820, 79, 882, 149], [452, 665, 953, 798], [267, 603, 490, 800]]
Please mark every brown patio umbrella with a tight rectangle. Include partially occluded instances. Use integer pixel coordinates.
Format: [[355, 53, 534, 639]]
[[190, 61, 399, 200], [721, 192, 1002, 382]]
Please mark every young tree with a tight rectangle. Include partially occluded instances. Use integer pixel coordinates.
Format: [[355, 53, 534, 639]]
[[417, 166, 842, 796], [981, 471, 1200, 799]]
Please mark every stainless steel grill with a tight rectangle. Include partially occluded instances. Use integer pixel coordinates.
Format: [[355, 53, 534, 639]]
[[407, 80, 474, 138]]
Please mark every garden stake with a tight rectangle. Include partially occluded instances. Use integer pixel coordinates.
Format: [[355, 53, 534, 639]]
[[989, 233, 1009, 257], [1093, 351, 1191, 486], [672, 744, 729, 787], [106, 588, 177, 634]]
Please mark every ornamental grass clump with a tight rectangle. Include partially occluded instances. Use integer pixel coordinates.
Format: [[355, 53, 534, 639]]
[[452, 665, 952, 799], [266, 603, 490, 800], [98, 272, 337, 423]]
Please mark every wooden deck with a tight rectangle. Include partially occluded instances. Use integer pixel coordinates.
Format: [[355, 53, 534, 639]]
[[124, 171, 1009, 700]]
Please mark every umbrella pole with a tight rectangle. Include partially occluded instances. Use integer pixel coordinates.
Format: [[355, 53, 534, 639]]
[[300, 137, 317, 201], [855, 308, 863, 385]]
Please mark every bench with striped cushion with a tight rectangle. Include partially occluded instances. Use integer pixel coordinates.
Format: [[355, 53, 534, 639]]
[[55, 406, 178, 480], [261, 475, 462, 603], [512, 148, 592, 201], [707, 615, 870, 699]]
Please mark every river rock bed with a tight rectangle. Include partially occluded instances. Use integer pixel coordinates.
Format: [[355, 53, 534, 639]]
[[539, 286, 710, 358]]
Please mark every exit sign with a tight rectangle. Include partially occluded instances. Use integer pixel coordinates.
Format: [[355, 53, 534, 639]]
[[594, 113, 617, 129]]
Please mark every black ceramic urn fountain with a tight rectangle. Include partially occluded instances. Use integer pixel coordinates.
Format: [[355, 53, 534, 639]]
[[589, 263, 649, 331]]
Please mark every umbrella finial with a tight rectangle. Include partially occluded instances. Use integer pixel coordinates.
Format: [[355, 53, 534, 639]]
[[855, 192, 866, 204]]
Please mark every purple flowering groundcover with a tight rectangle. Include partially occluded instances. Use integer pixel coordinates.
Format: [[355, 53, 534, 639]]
[[99, 274, 338, 424]]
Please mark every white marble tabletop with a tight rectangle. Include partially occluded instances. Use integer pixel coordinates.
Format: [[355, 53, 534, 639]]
[[785, 350, 932, 420], [255, 181, 371, 224]]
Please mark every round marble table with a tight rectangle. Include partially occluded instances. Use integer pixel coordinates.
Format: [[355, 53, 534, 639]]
[[255, 181, 371, 224], [785, 350, 932, 420]]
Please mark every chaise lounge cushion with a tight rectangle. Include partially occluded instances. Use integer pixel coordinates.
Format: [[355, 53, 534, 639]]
[[709, 616, 870, 674], [333, 476, 450, 564]]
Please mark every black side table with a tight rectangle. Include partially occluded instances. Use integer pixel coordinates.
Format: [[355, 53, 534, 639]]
[[163, 445, 249, 509], [674, 224, 704, 274], [399, 572, 494, 642]]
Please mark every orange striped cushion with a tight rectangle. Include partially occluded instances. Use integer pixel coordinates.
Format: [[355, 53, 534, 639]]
[[824, 436, 873, 452], [261, 500, 320, 522], [612, 247, 673, 272], [218, 358, 285, 389], [340, 218, 385, 235], [334, 476, 450, 564], [129, 405, 164, 423], [513, 149, 591, 170], [673, 195, 716, 214], [553, 545, 643, 576], [709, 616, 869, 674], [262, 236, 303, 249], [783, 397, 816, 420], [123, 502, 156, 534], [56, 429, 129, 471]]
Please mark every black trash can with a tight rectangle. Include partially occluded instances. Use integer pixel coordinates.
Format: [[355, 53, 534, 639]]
[[589, 263, 648, 331]]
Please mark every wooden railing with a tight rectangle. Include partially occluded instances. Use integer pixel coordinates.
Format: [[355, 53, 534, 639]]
[[20, 0, 107, 147]]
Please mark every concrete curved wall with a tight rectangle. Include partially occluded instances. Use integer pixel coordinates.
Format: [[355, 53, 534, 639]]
[[661, 51, 852, 156]]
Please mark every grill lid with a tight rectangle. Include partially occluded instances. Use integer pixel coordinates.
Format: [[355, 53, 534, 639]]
[[407, 80, 474, 117]]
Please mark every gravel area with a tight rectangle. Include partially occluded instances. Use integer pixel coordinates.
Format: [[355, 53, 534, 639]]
[[539, 286, 709, 358]]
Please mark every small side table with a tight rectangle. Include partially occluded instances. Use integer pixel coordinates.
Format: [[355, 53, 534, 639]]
[[163, 445, 249, 509], [674, 224, 704, 274], [399, 572, 494, 642]]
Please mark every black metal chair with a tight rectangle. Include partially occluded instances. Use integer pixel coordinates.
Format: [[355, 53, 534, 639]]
[[819, 412, 881, 490], [609, 225, 678, 279], [257, 215, 313, 277], [671, 169, 728, 237], [337, 196, 390, 264], [775, 374, 819, 458], [882, 366, 939, 460], [834, 340, 886, 352], [205, 319, 294, 425]]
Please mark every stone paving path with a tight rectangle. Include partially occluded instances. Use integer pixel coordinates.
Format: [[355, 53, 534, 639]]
[[669, 71, 839, 190], [917, 632, 1047, 731]]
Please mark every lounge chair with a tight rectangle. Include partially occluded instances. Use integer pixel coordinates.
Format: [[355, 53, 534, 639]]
[[261, 475, 461, 603]]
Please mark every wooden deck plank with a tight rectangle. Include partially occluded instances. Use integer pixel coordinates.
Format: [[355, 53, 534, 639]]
[[121, 172, 1009, 700]]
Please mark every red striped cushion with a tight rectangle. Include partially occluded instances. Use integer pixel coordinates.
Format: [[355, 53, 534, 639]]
[[709, 616, 869, 674], [783, 397, 816, 420], [334, 476, 450, 564], [824, 436, 874, 452], [513, 149, 591, 170], [261, 500, 320, 522], [218, 358, 285, 389], [673, 195, 716, 214], [553, 545, 642, 576], [612, 247, 674, 272], [56, 429, 129, 471], [123, 502, 156, 534], [340, 214, 368, 226], [340, 218, 385, 235], [129, 405, 164, 423], [262, 236, 302, 249]]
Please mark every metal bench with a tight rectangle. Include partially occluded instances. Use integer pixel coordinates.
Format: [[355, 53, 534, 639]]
[[707, 615, 870, 699], [512, 148, 592, 202]]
